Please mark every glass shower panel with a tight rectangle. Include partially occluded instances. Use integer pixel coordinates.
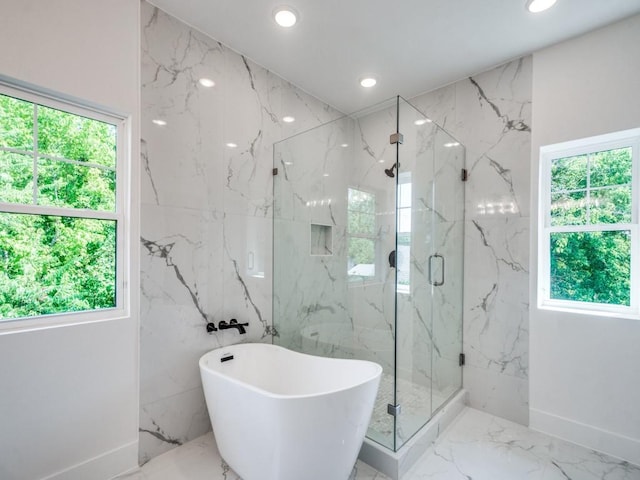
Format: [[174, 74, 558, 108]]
[[346, 99, 399, 450], [272, 116, 353, 355], [394, 98, 436, 448], [272, 99, 399, 450], [272, 96, 464, 454]]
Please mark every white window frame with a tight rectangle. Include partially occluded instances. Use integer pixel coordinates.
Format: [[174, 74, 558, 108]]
[[538, 128, 640, 317], [0, 81, 129, 331], [347, 186, 380, 284]]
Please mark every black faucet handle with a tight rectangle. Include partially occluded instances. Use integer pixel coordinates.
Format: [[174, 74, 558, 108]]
[[218, 320, 228, 328], [206, 322, 217, 333], [229, 318, 249, 326]]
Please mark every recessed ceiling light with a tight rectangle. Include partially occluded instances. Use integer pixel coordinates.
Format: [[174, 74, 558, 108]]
[[526, 0, 557, 13], [414, 118, 432, 126], [340, 143, 349, 148], [360, 77, 377, 88], [226, 142, 238, 148], [198, 78, 215, 88], [444, 142, 460, 148], [282, 116, 295, 123], [323, 173, 330, 177], [378, 159, 385, 163], [152, 119, 167, 126], [274, 7, 297, 27]]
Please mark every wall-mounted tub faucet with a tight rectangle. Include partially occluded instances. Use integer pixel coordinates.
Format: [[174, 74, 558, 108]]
[[218, 319, 249, 334], [206, 322, 218, 333]]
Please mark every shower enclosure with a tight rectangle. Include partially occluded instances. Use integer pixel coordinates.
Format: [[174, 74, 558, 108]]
[[272, 96, 465, 452]]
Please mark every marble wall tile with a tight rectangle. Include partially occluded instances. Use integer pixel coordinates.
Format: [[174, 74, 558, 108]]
[[139, 387, 211, 465], [411, 56, 532, 425], [141, 9, 225, 210], [408, 84, 457, 133], [463, 216, 529, 379], [141, 0, 533, 462], [455, 57, 532, 219], [221, 214, 273, 339], [139, 1, 342, 464]]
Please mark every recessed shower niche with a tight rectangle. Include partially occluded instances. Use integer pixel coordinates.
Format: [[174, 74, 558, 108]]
[[272, 96, 465, 478], [310, 223, 333, 256]]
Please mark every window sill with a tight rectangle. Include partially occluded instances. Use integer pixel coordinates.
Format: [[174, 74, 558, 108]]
[[537, 302, 640, 321], [0, 307, 130, 335]]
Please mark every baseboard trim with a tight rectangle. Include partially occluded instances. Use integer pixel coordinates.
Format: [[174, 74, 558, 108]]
[[40, 440, 138, 480], [530, 408, 640, 467]]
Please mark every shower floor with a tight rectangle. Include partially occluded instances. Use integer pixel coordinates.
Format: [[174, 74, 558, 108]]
[[367, 373, 455, 448]]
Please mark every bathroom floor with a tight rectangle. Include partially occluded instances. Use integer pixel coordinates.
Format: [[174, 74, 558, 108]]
[[116, 408, 640, 480]]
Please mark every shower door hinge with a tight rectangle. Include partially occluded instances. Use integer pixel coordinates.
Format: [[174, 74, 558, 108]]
[[459, 353, 466, 366], [390, 132, 404, 145], [387, 403, 402, 417], [272, 168, 278, 176], [461, 168, 468, 182]]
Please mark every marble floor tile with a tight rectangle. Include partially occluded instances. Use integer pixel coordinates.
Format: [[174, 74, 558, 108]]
[[115, 407, 639, 480], [405, 408, 640, 480], [114, 431, 390, 480]]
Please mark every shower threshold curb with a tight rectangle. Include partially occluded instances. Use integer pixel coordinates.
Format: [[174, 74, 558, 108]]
[[358, 388, 467, 480]]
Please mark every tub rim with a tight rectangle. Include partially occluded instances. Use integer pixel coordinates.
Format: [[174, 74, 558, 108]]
[[199, 342, 383, 400]]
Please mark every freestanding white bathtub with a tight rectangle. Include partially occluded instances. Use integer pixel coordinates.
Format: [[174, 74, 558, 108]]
[[199, 343, 382, 480]]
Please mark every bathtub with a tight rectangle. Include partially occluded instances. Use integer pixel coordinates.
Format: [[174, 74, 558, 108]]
[[199, 343, 382, 480]]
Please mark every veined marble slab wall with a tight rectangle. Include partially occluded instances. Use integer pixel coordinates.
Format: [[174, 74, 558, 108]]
[[139, 2, 340, 463], [410, 57, 532, 425], [140, 1, 531, 461]]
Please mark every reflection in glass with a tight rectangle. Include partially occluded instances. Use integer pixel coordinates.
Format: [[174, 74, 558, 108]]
[[348, 188, 376, 279]]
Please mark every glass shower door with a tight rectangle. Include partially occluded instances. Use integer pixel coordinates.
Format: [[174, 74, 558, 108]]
[[394, 97, 464, 449], [430, 126, 465, 411]]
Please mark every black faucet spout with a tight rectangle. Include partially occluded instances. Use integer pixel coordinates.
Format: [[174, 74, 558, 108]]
[[218, 318, 249, 334]]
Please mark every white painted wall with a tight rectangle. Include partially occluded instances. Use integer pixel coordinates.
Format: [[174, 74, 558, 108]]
[[530, 14, 640, 466], [0, 1, 140, 479]]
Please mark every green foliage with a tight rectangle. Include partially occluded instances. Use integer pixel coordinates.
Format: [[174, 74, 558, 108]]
[[37, 105, 116, 167], [347, 188, 376, 270], [0, 94, 33, 150], [0, 93, 117, 320], [550, 231, 630, 306], [549, 147, 632, 306]]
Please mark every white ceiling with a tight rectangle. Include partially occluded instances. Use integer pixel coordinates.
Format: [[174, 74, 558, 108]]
[[148, 0, 640, 114]]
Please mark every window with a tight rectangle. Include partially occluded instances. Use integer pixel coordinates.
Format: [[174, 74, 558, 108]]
[[538, 128, 640, 316], [0, 83, 127, 324], [396, 173, 412, 293], [347, 188, 377, 280]]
